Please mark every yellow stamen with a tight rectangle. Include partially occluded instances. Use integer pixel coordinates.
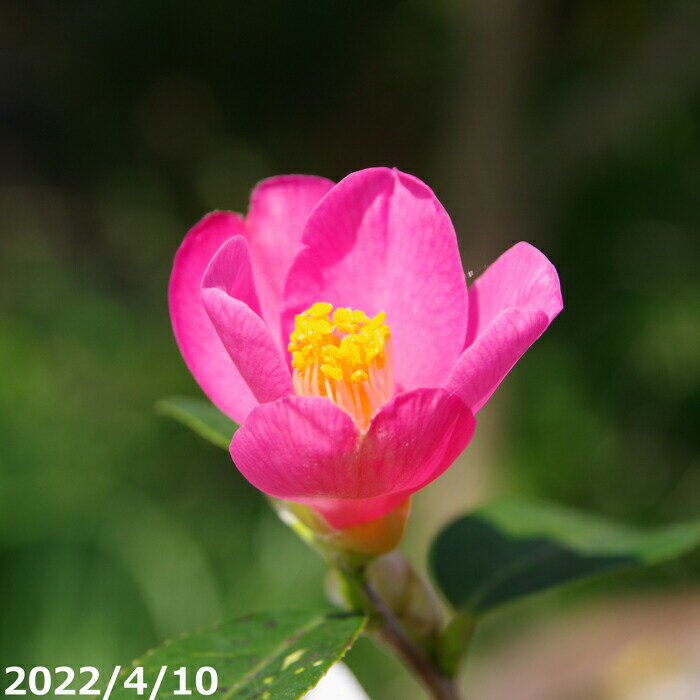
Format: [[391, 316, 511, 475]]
[[289, 303, 394, 429]]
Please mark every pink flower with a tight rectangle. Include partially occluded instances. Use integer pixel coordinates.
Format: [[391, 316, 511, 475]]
[[169, 168, 562, 532]]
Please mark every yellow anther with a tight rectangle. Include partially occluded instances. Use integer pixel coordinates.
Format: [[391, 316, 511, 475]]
[[321, 364, 343, 381], [289, 302, 394, 429], [314, 319, 334, 335], [322, 345, 341, 359], [332, 307, 351, 325], [309, 301, 333, 317], [351, 370, 369, 383]]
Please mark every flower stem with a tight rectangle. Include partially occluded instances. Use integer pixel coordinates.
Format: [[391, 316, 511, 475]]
[[359, 577, 462, 700]]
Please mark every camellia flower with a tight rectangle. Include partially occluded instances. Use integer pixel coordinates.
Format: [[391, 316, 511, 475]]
[[169, 168, 562, 546]]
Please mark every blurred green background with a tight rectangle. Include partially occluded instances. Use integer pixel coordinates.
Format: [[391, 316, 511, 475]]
[[1, 1, 699, 697]]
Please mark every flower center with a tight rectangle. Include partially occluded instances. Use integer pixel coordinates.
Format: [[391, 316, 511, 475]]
[[288, 302, 394, 429]]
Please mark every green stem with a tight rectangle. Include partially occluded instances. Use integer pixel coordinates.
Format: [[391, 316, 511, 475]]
[[347, 568, 463, 700]]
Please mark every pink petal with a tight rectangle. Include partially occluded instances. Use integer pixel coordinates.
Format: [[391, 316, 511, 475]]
[[283, 168, 468, 390], [230, 388, 475, 528], [169, 211, 257, 424], [245, 175, 334, 345], [201, 236, 294, 405], [359, 389, 475, 496], [230, 396, 358, 499], [446, 242, 563, 412]]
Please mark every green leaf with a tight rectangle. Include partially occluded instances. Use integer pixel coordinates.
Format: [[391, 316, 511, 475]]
[[156, 396, 238, 449], [430, 497, 700, 615], [110, 610, 366, 699]]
